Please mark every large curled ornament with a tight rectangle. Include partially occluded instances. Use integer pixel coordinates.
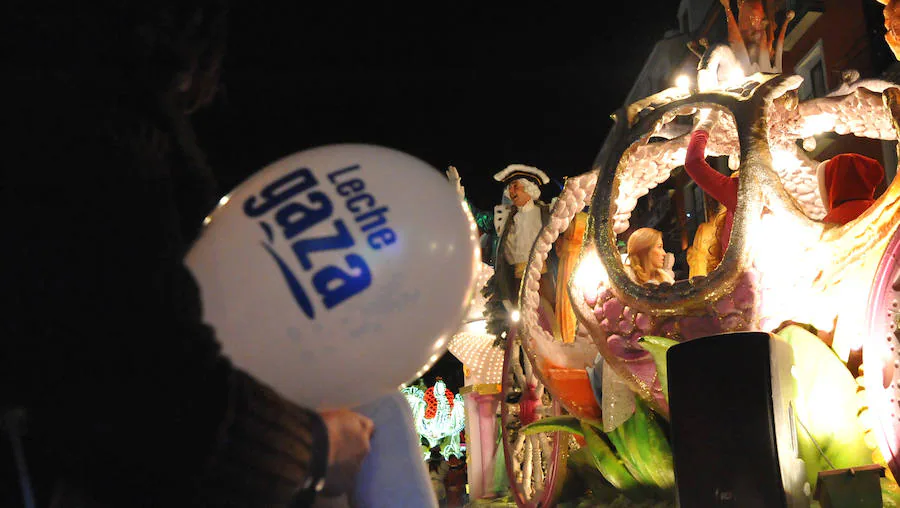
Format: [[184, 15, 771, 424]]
[[569, 44, 900, 419]]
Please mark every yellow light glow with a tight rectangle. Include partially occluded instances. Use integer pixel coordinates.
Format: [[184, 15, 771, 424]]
[[573, 247, 609, 291], [829, 263, 874, 356], [697, 68, 718, 92], [675, 74, 691, 90], [218, 195, 230, 206], [510, 310, 521, 323], [727, 68, 746, 87], [572, 248, 609, 291], [462, 319, 488, 335], [799, 113, 836, 138], [770, 148, 803, 175], [802, 137, 817, 152], [750, 208, 827, 330]]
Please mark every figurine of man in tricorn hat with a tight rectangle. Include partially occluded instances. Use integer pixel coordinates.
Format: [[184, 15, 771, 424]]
[[447, 164, 559, 338]]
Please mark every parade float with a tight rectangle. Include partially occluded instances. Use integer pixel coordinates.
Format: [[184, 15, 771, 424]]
[[446, 2, 900, 506]]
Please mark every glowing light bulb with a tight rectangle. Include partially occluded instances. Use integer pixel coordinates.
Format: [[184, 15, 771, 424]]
[[727, 68, 746, 87], [800, 113, 836, 138], [697, 68, 718, 92], [574, 248, 608, 290], [675, 74, 691, 90], [510, 310, 521, 323], [218, 195, 230, 206], [802, 137, 817, 152]]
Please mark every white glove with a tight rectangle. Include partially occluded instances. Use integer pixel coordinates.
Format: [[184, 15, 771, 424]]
[[446, 166, 465, 200], [693, 108, 720, 133]]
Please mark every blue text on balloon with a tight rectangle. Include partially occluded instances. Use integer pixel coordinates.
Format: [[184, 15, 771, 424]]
[[242, 164, 395, 318]]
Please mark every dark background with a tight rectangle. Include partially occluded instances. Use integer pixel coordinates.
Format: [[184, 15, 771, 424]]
[[194, 1, 682, 391]]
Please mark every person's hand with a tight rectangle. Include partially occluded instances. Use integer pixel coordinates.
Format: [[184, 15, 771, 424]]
[[446, 166, 466, 200], [693, 108, 720, 133], [664, 252, 675, 271], [319, 409, 374, 495]]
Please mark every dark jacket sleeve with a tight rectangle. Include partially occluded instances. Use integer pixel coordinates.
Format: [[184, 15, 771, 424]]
[[4, 92, 328, 507]]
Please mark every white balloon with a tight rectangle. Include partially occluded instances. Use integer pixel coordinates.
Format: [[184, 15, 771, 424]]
[[186, 144, 480, 409]]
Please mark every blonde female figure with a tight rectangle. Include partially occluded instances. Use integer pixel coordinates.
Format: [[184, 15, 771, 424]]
[[625, 228, 676, 285]]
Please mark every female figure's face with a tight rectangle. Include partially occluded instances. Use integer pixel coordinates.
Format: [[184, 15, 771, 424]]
[[648, 237, 666, 270]]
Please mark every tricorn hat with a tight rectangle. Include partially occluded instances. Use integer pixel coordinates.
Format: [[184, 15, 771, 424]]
[[493, 164, 550, 187]]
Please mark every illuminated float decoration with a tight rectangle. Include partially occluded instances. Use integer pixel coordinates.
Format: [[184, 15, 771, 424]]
[[402, 378, 466, 460], [497, 23, 900, 508], [446, 262, 514, 499], [448, 263, 505, 386]]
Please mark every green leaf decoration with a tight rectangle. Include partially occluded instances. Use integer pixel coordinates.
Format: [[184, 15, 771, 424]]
[[637, 335, 679, 403], [580, 420, 642, 492], [521, 415, 584, 437], [608, 399, 675, 490]]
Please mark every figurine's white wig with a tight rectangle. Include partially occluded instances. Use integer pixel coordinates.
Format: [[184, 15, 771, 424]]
[[506, 178, 541, 201]]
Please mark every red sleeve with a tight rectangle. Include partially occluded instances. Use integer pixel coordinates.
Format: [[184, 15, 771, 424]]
[[684, 130, 738, 210]]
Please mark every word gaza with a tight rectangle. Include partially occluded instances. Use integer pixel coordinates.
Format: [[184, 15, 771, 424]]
[[243, 166, 392, 318]]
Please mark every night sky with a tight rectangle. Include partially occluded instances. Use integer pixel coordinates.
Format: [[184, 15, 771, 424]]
[[194, 2, 681, 391]]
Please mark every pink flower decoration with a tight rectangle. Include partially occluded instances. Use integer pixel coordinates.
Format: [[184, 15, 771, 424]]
[[714, 297, 737, 315], [599, 318, 612, 332], [635, 312, 652, 332], [602, 298, 625, 321], [721, 313, 744, 330], [733, 285, 757, 310], [679, 315, 724, 340], [584, 288, 598, 307]]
